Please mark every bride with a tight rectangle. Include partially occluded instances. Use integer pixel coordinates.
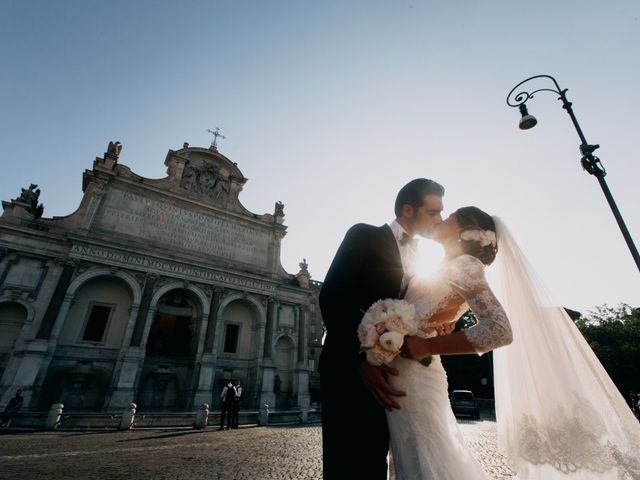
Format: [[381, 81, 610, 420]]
[[387, 206, 640, 479]]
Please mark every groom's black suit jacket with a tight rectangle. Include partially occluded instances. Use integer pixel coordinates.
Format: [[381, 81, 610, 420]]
[[319, 222, 404, 373], [318, 223, 404, 479]]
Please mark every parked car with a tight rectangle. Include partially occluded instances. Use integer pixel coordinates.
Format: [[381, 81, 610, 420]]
[[450, 390, 480, 419]]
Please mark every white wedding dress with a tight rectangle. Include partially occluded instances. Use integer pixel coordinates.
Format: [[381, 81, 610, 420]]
[[388, 253, 512, 480], [386, 220, 640, 480]]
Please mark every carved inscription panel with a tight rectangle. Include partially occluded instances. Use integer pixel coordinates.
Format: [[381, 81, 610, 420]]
[[4, 257, 46, 289], [279, 304, 295, 328], [96, 189, 271, 268]]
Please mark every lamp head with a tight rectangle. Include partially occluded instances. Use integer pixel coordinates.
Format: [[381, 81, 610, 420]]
[[518, 104, 537, 130]]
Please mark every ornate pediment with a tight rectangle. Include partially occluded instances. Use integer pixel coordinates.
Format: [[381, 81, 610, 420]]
[[181, 162, 230, 201], [165, 146, 247, 209]]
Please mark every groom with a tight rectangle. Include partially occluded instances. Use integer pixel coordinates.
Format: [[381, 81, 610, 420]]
[[319, 178, 444, 479]]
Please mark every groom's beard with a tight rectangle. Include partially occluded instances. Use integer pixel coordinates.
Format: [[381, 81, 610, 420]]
[[408, 218, 434, 239]]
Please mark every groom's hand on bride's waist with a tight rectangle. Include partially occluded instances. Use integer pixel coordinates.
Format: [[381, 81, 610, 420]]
[[358, 362, 405, 411]]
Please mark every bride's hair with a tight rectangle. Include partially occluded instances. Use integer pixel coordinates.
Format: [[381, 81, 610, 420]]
[[455, 206, 498, 265]]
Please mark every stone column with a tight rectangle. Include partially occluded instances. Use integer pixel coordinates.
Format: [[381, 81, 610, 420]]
[[296, 305, 310, 409], [263, 298, 277, 360], [130, 273, 157, 347], [36, 260, 76, 340], [120, 304, 140, 349], [192, 287, 223, 407], [297, 305, 308, 364], [204, 287, 222, 353], [106, 303, 143, 410], [259, 298, 278, 408], [139, 306, 158, 350], [48, 293, 75, 343]]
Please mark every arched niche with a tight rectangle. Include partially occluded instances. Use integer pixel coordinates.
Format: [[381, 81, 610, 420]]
[[218, 297, 262, 359], [145, 288, 203, 358], [58, 275, 134, 347], [274, 335, 295, 409]]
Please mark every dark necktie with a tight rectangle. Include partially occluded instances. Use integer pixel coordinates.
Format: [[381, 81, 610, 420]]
[[399, 232, 417, 250]]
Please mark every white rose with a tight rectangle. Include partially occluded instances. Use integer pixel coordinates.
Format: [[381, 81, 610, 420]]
[[366, 344, 397, 366], [379, 331, 404, 352]]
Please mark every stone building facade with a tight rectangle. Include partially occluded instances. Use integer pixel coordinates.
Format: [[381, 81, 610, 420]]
[[0, 142, 323, 413]]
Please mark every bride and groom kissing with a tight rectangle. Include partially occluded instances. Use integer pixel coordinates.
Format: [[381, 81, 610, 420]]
[[318, 179, 640, 480]]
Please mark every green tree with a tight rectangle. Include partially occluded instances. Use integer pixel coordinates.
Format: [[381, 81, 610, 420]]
[[576, 303, 640, 401]]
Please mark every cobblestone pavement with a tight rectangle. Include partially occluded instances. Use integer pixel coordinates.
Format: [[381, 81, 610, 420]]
[[0, 420, 515, 480]]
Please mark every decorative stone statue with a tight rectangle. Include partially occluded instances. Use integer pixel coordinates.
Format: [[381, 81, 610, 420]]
[[181, 165, 198, 193], [274, 201, 285, 217], [199, 169, 216, 196], [14, 184, 44, 219], [299, 258, 309, 274], [296, 258, 310, 288], [211, 167, 230, 197], [106, 141, 122, 160]]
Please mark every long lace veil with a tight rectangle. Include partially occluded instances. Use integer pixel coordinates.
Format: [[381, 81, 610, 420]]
[[491, 217, 640, 479]]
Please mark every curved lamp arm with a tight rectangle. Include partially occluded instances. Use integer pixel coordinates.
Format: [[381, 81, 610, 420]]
[[506, 74, 563, 107], [506, 74, 640, 273]]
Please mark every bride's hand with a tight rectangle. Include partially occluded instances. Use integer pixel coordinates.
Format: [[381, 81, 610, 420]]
[[435, 322, 455, 336], [401, 336, 431, 361]]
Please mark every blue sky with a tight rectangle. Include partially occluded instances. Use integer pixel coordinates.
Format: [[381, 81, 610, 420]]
[[1, 0, 639, 313]]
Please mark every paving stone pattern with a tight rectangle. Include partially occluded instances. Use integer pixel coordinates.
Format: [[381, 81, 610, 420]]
[[0, 420, 515, 479]]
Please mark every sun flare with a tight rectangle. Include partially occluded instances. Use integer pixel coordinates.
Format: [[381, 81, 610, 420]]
[[415, 240, 445, 281]]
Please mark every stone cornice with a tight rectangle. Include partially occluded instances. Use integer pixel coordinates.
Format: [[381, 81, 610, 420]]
[[69, 242, 284, 296]]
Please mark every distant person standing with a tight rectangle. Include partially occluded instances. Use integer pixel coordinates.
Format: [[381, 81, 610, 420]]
[[1, 389, 23, 428], [231, 379, 243, 429], [217, 380, 236, 431]]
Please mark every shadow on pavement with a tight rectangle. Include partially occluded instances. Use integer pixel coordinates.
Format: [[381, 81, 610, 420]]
[[268, 422, 322, 429], [118, 430, 209, 442]]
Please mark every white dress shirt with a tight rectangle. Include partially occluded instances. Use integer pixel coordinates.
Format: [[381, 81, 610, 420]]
[[389, 219, 418, 295]]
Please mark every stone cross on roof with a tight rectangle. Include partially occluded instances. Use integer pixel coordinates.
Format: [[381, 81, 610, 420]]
[[206, 127, 226, 152]]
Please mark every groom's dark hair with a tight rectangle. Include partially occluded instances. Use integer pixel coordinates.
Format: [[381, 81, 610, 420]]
[[395, 178, 444, 217]]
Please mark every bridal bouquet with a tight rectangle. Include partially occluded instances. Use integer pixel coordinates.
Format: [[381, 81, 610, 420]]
[[357, 298, 418, 366]]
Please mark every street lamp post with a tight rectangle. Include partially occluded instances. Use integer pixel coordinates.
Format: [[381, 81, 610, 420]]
[[507, 74, 640, 273]]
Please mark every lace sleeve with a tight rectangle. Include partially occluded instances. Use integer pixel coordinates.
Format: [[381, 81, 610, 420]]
[[445, 255, 513, 355]]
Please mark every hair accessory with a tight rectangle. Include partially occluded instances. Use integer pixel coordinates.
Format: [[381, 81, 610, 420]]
[[459, 229, 497, 247]]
